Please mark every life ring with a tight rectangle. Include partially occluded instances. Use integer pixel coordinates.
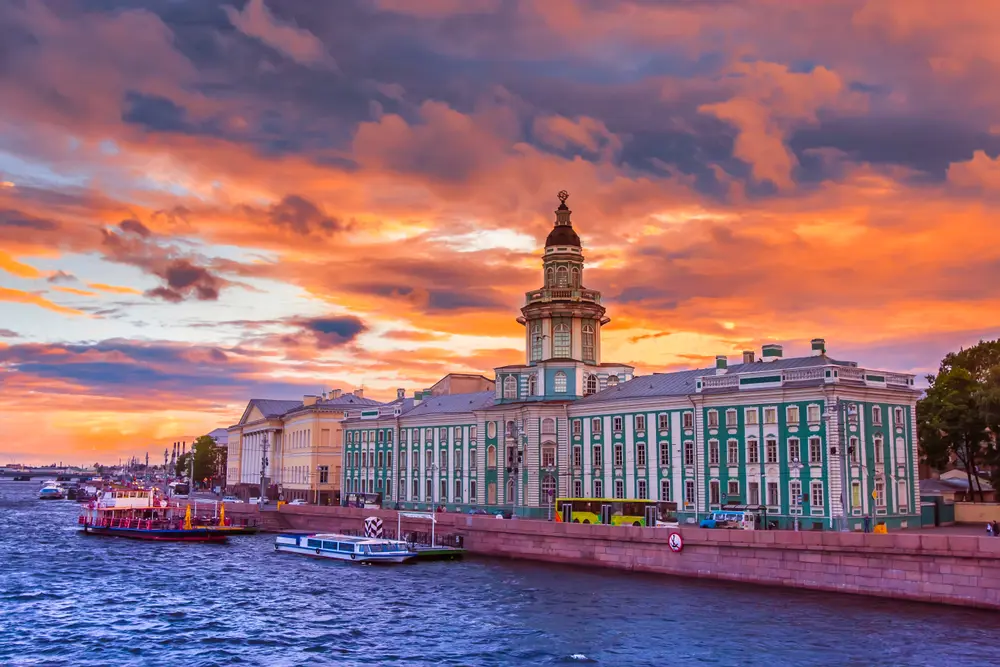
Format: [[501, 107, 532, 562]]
[[350, 553, 356, 560], [315, 548, 321, 555]]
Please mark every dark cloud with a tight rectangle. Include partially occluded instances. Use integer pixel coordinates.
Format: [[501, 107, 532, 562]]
[[266, 195, 347, 235], [46, 271, 76, 284], [0, 209, 59, 232], [121, 91, 191, 133], [146, 259, 221, 302], [0, 329, 18, 338], [119, 219, 151, 236], [295, 315, 367, 348]]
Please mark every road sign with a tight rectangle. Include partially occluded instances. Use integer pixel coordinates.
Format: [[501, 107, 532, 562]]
[[668, 532, 684, 553], [871, 490, 878, 499]]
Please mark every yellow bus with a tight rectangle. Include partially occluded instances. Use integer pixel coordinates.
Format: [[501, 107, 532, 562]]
[[554, 497, 678, 526]]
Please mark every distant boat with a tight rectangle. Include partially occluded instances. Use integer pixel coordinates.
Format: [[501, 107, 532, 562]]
[[274, 533, 416, 564], [12, 476, 31, 481], [39, 484, 66, 500]]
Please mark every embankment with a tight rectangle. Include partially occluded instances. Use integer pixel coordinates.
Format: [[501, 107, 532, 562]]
[[227, 505, 1000, 610]]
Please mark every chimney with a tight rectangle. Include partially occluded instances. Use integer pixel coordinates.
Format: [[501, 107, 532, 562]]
[[303, 395, 318, 407], [413, 390, 424, 406], [761, 344, 783, 362], [321, 390, 327, 400], [811, 338, 826, 356], [354, 388, 364, 399], [330, 389, 342, 399], [715, 355, 728, 375], [742, 350, 755, 364], [396, 388, 405, 401]]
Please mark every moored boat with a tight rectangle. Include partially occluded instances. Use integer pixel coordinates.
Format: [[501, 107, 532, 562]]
[[39, 484, 66, 500], [78, 489, 250, 542], [274, 533, 416, 564]]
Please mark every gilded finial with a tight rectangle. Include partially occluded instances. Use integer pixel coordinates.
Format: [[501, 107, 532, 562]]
[[557, 190, 569, 204]]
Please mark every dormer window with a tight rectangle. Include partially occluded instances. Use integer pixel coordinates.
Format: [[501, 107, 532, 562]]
[[503, 375, 518, 399]]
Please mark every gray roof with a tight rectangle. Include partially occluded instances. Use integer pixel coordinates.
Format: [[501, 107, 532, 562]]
[[578, 355, 854, 404], [402, 391, 495, 418], [251, 399, 304, 418]]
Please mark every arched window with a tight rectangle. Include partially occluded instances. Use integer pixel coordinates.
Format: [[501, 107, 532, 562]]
[[503, 375, 518, 399], [527, 374, 537, 396], [425, 479, 432, 501], [554, 371, 568, 393], [556, 266, 568, 287], [545, 267, 554, 286], [553, 323, 571, 357], [571, 267, 580, 287], [585, 373, 598, 396], [530, 323, 542, 361], [582, 324, 595, 362], [487, 421, 497, 439], [411, 479, 418, 500], [440, 479, 447, 502], [541, 474, 556, 504], [506, 478, 516, 503], [455, 479, 463, 503], [506, 420, 517, 438], [470, 479, 478, 503], [487, 445, 497, 468], [542, 418, 556, 434]]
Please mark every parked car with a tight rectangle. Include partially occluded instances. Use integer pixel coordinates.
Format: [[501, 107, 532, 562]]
[[288, 499, 308, 506], [467, 508, 489, 515], [221, 496, 244, 504], [248, 496, 270, 505]]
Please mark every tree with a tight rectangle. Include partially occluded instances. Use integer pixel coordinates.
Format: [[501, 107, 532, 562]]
[[174, 436, 227, 488], [918, 340, 1000, 501]]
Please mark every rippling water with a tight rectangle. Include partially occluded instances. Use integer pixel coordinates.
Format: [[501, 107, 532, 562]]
[[1, 481, 996, 666]]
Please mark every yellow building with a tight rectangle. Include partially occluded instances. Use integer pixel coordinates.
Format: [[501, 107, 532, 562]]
[[226, 390, 380, 504]]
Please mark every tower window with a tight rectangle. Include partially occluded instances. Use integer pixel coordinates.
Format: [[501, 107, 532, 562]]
[[607, 375, 619, 387], [527, 374, 538, 396], [553, 323, 571, 358], [530, 323, 542, 361], [554, 371, 567, 393], [582, 324, 595, 362], [556, 266, 568, 287], [585, 373, 598, 396], [503, 375, 517, 399], [545, 267, 554, 287], [571, 267, 580, 287]]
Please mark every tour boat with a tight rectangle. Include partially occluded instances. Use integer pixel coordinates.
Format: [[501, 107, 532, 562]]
[[79, 489, 259, 542], [273, 533, 416, 564], [39, 484, 66, 500]]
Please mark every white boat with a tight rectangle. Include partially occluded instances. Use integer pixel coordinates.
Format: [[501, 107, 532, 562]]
[[274, 533, 416, 564], [39, 483, 66, 500]]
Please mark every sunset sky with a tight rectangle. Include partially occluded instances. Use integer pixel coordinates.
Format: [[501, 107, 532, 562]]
[[2, 0, 999, 465]]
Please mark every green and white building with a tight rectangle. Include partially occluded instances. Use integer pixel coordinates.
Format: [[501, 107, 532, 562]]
[[341, 193, 922, 529]]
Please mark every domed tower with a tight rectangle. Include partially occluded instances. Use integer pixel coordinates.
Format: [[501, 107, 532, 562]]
[[517, 191, 609, 366]]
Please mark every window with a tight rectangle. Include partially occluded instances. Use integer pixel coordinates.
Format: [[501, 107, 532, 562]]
[[487, 445, 497, 468], [440, 479, 447, 502], [851, 481, 861, 508], [658, 414, 669, 431], [377, 431, 384, 444], [726, 409, 737, 426], [684, 441, 694, 466], [709, 440, 719, 465], [554, 371, 568, 393], [807, 404, 821, 423], [506, 420, 517, 438], [874, 480, 886, 507], [487, 482, 496, 504], [502, 375, 517, 399], [530, 323, 542, 361], [710, 480, 720, 505], [572, 445, 582, 467], [592, 418, 602, 434], [749, 482, 759, 505], [728, 479, 739, 497], [542, 446, 556, 468], [527, 374, 537, 397], [614, 443, 624, 467], [387, 430, 393, 443], [454, 426, 462, 440], [607, 375, 619, 387], [765, 438, 778, 463], [425, 479, 432, 501], [707, 410, 719, 428], [470, 448, 477, 466], [659, 442, 670, 466], [682, 412, 693, 429], [361, 452, 368, 468], [872, 405, 882, 425], [783, 481, 797, 509], [582, 324, 595, 362], [787, 437, 800, 462], [745, 408, 759, 426], [873, 436, 883, 464], [786, 405, 800, 423], [637, 480, 647, 500], [811, 481, 823, 508], [454, 449, 462, 469], [660, 479, 671, 501], [470, 425, 477, 442], [614, 479, 624, 499], [545, 267, 553, 287], [747, 438, 759, 464], [471, 479, 477, 503], [764, 407, 778, 424], [454, 479, 462, 503], [767, 482, 779, 506], [895, 438, 907, 465], [487, 421, 496, 439], [613, 416, 623, 433], [635, 415, 646, 432], [556, 266, 568, 287], [848, 404, 859, 423], [809, 437, 822, 464], [685, 480, 695, 504], [377, 478, 383, 491], [425, 450, 432, 469], [377, 451, 384, 468], [593, 444, 603, 466], [636, 443, 647, 467], [541, 474, 557, 503], [727, 439, 739, 465], [553, 323, 571, 358], [412, 479, 418, 500], [594, 479, 603, 497], [573, 480, 583, 497], [894, 407, 904, 424], [572, 420, 582, 436], [399, 479, 406, 499], [585, 374, 598, 396], [897, 480, 908, 511], [849, 436, 859, 464], [571, 267, 580, 287]]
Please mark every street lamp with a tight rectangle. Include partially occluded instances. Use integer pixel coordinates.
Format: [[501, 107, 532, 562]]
[[259, 432, 269, 508], [505, 420, 525, 518], [790, 456, 804, 532]]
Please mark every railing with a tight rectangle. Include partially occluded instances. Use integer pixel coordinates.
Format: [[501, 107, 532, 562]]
[[701, 374, 739, 389], [838, 367, 865, 381], [697, 364, 914, 393], [884, 373, 911, 386], [525, 289, 602, 304], [783, 368, 826, 382]]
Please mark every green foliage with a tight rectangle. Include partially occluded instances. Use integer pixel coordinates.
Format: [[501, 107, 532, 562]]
[[174, 436, 227, 484]]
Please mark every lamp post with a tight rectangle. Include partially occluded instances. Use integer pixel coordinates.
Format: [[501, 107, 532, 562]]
[[790, 456, 804, 532], [505, 420, 526, 518], [825, 399, 851, 532], [259, 432, 269, 508]]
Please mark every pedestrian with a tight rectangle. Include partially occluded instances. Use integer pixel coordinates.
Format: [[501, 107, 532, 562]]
[[988, 522, 994, 537]]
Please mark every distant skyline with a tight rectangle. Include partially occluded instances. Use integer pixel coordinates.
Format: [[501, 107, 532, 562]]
[[2, 0, 999, 464]]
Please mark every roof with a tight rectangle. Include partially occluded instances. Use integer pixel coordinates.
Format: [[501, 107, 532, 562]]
[[321, 393, 382, 407], [402, 391, 495, 418], [545, 225, 580, 247], [249, 399, 303, 419], [206, 428, 228, 442], [578, 355, 854, 404]]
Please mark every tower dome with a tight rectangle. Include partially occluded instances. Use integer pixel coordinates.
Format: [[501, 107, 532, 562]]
[[545, 190, 580, 248]]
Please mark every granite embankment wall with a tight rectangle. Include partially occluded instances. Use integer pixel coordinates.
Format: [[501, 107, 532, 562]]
[[227, 505, 1000, 610]]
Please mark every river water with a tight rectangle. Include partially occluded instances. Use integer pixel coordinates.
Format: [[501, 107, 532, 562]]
[[0, 481, 996, 666]]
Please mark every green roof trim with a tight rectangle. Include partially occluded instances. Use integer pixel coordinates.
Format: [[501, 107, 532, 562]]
[[740, 375, 783, 385]]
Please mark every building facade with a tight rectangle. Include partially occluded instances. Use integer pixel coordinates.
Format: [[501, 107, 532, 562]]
[[340, 192, 922, 530]]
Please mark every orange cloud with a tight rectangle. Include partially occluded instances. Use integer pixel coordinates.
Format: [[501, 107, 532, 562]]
[[0, 287, 84, 315], [0, 251, 41, 279]]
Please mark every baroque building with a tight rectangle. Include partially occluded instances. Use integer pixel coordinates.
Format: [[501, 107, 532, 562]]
[[339, 192, 922, 529]]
